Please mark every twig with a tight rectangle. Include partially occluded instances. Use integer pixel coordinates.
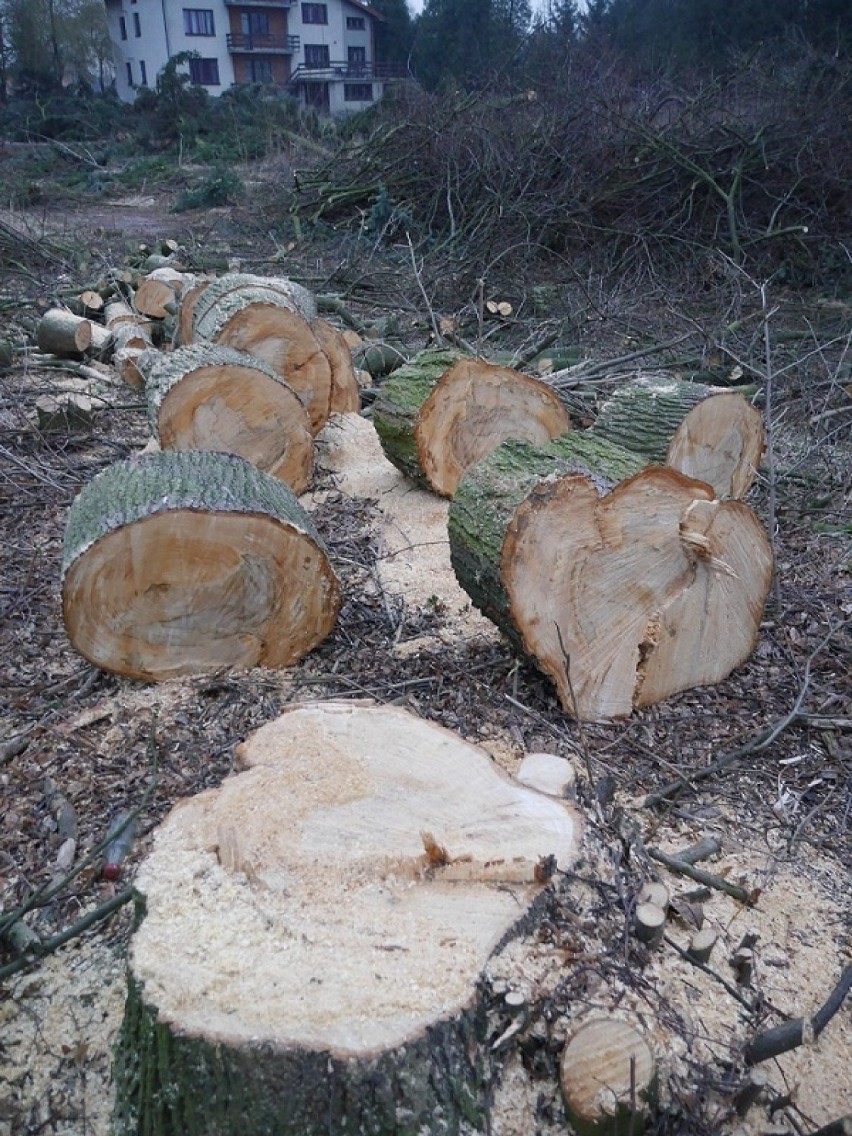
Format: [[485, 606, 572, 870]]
[[511, 328, 561, 370], [745, 964, 852, 1065], [407, 232, 441, 343], [546, 332, 694, 389], [647, 846, 755, 905], [644, 623, 844, 807], [555, 624, 597, 800], [663, 934, 756, 1012]]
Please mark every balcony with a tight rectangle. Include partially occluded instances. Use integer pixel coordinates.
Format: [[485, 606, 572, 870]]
[[226, 33, 300, 53], [224, 0, 293, 6], [289, 61, 409, 83]]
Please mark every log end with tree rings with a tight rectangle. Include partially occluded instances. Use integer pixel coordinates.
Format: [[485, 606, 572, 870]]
[[141, 343, 315, 494], [61, 450, 340, 682], [559, 1017, 657, 1136]]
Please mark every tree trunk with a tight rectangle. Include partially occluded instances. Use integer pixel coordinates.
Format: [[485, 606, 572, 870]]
[[591, 373, 763, 498], [141, 343, 314, 493], [314, 317, 361, 414], [133, 266, 195, 320], [61, 450, 339, 682], [373, 351, 572, 496], [191, 274, 332, 435], [448, 433, 772, 720], [113, 701, 580, 1136]]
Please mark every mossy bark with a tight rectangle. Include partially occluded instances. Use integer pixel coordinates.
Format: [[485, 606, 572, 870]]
[[448, 433, 644, 643], [113, 972, 491, 1136]]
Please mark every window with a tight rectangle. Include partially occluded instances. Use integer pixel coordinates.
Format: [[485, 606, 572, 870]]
[[125, 60, 133, 85], [249, 58, 273, 82], [133, 12, 141, 36], [183, 9, 215, 36], [344, 82, 372, 101], [346, 16, 365, 30], [188, 57, 220, 85], [301, 4, 327, 24], [140, 60, 148, 85], [241, 10, 269, 35], [119, 16, 127, 39], [304, 44, 329, 68]]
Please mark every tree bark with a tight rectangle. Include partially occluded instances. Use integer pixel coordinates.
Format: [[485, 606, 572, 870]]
[[62, 451, 339, 682], [113, 701, 580, 1136], [374, 351, 571, 496], [141, 343, 314, 493], [449, 433, 772, 720], [591, 373, 763, 498], [191, 274, 332, 435], [36, 309, 92, 357]]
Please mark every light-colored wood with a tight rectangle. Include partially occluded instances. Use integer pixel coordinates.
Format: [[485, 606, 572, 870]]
[[141, 343, 314, 492], [375, 351, 572, 496], [176, 278, 212, 346], [192, 276, 332, 434], [515, 752, 577, 798], [634, 901, 667, 947], [687, 928, 718, 964], [449, 433, 772, 720], [637, 881, 670, 912], [591, 373, 764, 498], [114, 701, 580, 1135], [133, 267, 194, 320], [314, 317, 360, 414], [560, 1018, 656, 1136], [62, 450, 339, 682], [36, 309, 92, 356]]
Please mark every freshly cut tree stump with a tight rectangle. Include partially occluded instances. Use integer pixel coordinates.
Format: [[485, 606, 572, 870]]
[[36, 308, 92, 356], [141, 343, 314, 492], [373, 350, 572, 496], [449, 433, 772, 720], [62, 450, 339, 681], [113, 701, 580, 1136], [591, 373, 764, 498], [191, 273, 333, 434], [559, 1018, 657, 1135]]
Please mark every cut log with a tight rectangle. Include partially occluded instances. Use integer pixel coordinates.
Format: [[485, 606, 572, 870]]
[[448, 433, 772, 720], [133, 266, 194, 319], [113, 701, 580, 1136], [191, 274, 332, 435], [559, 1018, 656, 1136], [313, 317, 361, 414], [591, 373, 764, 498], [140, 343, 314, 493], [177, 278, 212, 346], [36, 393, 94, 434], [374, 350, 572, 496], [36, 309, 92, 357], [61, 450, 339, 682]]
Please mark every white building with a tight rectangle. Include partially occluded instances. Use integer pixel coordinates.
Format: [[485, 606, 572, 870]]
[[102, 0, 405, 113]]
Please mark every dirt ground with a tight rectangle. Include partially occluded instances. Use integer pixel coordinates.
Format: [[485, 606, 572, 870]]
[[0, 198, 850, 1136]]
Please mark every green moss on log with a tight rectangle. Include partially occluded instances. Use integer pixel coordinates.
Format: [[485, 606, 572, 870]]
[[62, 450, 327, 581], [448, 433, 644, 641]]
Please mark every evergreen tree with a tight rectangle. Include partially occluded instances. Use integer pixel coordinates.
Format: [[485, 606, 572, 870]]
[[371, 0, 415, 67], [412, 0, 532, 90]]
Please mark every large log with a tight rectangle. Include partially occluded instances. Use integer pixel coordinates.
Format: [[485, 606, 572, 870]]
[[62, 450, 339, 681], [141, 343, 314, 493], [373, 351, 572, 496], [313, 317, 361, 414], [113, 701, 580, 1136], [448, 433, 772, 720], [191, 273, 333, 434], [591, 373, 764, 498]]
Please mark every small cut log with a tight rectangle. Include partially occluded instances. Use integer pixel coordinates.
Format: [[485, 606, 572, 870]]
[[448, 432, 772, 720], [591, 372, 764, 498], [141, 343, 314, 493], [559, 1018, 657, 1136], [133, 266, 194, 319], [113, 701, 580, 1136], [62, 450, 339, 681], [373, 350, 572, 496], [191, 273, 332, 434], [36, 309, 92, 357]]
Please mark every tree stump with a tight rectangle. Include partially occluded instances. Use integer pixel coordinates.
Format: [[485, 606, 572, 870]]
[[191, 273, 332, 434], [591, 373, 764, 498], [373, 350, 572, 496], [61, 450, 339, 681], [113, 701, 580, 1136], [559, 1018, 657, 1135], [448, 433, 772, 720], [141, 343, 314, 493]]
